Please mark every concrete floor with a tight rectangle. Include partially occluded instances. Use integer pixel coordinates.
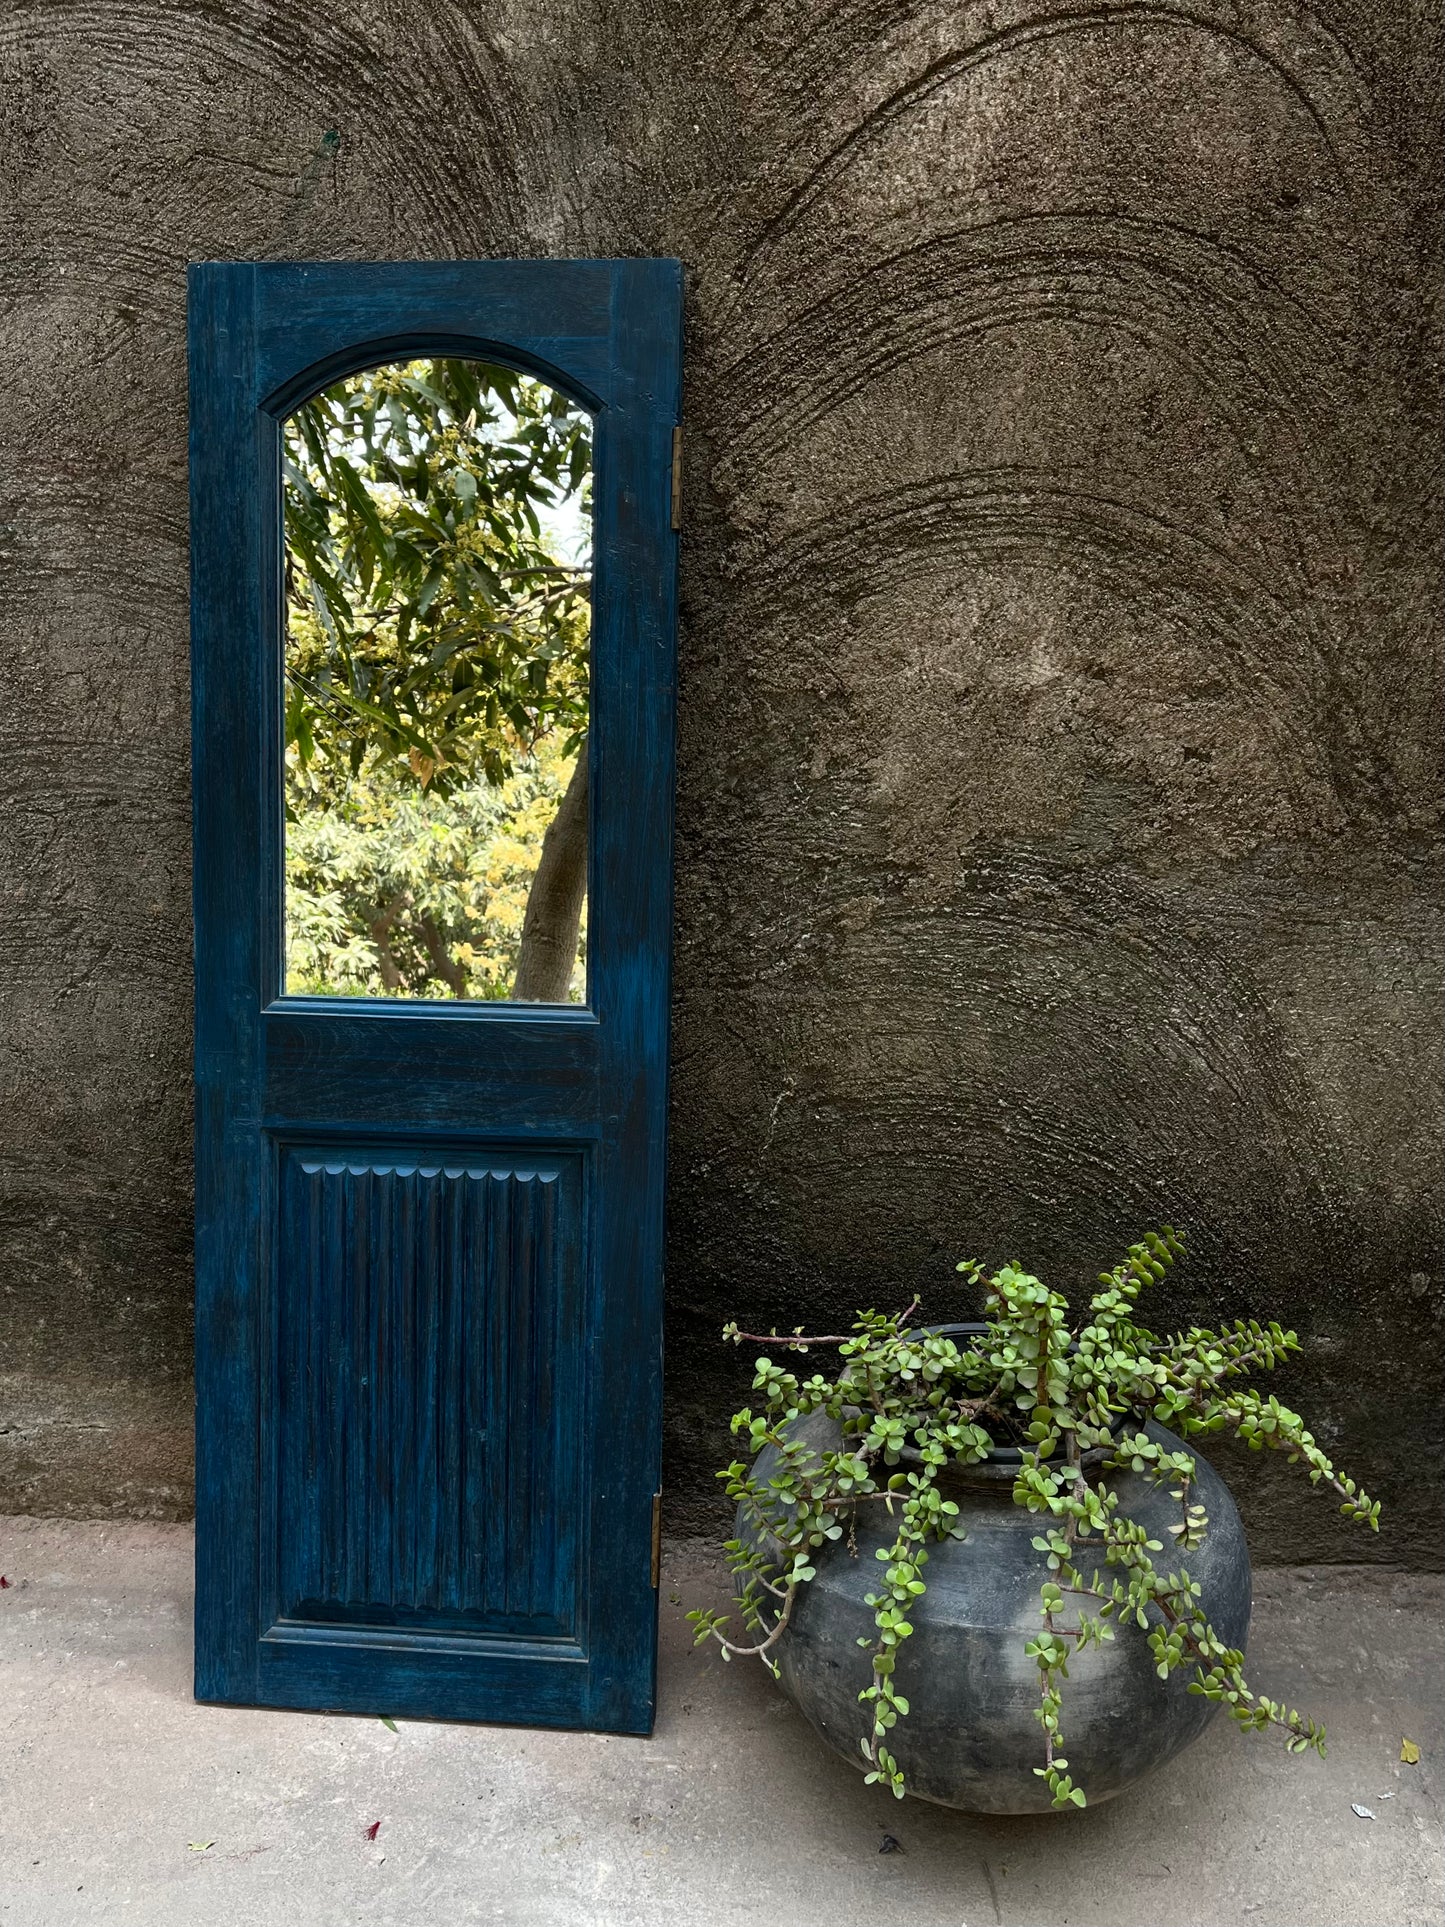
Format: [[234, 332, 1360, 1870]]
[[0, 1519, 1439, 1927]]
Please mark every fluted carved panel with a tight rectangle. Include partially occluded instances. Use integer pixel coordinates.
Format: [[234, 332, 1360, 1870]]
[[273, 1145, 585, 1637]]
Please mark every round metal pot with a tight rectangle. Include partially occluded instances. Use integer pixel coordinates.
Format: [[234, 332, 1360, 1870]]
[[738, 1332, 1251, 1814]]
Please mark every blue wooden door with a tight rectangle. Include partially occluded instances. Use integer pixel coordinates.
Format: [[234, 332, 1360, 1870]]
[[189, 260, 680, 1731]]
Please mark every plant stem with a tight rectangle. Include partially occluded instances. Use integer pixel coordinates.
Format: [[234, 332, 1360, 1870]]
[[707, 1581, 799, 1661], [727, 1297, 921, 1351]]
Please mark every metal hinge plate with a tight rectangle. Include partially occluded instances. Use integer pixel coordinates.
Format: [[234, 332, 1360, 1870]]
[[670, 426, 682, 531], [650, 1490, 663, 1587]]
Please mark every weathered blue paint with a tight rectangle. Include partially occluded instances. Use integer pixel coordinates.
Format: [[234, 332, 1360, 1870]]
[[189, 259, 682, 1732]]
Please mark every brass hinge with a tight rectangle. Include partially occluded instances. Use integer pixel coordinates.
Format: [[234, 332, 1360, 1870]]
[[650, 1490, 663, 1588], [669, 425, 682, 531]]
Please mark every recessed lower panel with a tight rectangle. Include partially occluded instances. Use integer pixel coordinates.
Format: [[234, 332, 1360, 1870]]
[[271, 1143, 586, 1643]]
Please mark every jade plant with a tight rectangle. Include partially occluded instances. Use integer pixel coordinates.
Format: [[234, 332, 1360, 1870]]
[[688, 1229, 1380, 1807]]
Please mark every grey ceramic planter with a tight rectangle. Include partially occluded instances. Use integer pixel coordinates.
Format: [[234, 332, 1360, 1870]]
[[741, 1362, 1251, 1814]]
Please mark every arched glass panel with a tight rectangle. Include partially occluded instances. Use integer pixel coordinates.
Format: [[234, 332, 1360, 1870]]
[[281, 356, 592, 1003]]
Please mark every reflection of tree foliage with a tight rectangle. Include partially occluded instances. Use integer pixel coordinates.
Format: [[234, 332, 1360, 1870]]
[[283, 357, 591, 803], [282, 357, 593, 1002], [285, 738, 585, 1002]]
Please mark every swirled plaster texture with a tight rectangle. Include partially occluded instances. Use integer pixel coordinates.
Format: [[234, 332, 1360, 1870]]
[[0, 3, 1439, 1561]]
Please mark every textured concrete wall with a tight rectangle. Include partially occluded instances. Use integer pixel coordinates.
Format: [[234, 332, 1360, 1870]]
[[0, 4, 1439, 1563]]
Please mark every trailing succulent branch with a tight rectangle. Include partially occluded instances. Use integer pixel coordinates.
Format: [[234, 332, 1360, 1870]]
[[688, 1229, 1379, 1807]]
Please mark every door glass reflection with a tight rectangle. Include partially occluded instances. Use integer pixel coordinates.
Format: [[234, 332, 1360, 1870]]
[[282, 357, 591, 1003]]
